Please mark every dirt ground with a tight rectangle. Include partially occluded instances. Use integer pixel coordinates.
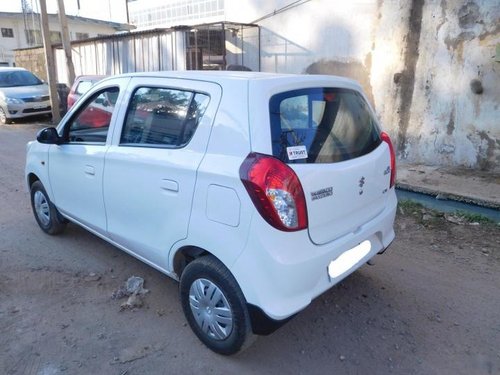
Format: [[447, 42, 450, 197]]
[[1, 123, 499, 375]]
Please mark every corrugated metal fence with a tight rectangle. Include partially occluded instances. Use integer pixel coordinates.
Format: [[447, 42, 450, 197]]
[[55, 29, 187, 85], [54, 23, 260, 86]]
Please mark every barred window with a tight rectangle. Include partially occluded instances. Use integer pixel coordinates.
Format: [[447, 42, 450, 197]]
[[1, 28, 14, 38]]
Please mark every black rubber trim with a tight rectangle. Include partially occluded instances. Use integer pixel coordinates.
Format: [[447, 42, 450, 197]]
[[247, 304, 295, 335], [377, 242, 393, 255]]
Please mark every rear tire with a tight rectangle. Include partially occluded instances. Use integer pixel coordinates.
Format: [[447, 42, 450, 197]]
[[30, 180, 67, 235], [180, 255, 255, 355]]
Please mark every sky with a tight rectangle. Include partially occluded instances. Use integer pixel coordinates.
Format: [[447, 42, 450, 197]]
[[0, 0, 129, 23]]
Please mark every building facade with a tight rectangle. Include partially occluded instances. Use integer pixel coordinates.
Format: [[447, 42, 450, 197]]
[[128, 0, 225, 29], [0, 11, 133, 67]]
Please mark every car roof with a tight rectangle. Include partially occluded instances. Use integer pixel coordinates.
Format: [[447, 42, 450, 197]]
[[75, 75, 106, 81], [100, 70, 362, 90], [0, 67, 28, 72]]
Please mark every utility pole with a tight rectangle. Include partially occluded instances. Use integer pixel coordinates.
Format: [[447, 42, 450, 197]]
[[125, 0, 130, 23], [39, 0, 61, 123], [57, 0, 76, 85]]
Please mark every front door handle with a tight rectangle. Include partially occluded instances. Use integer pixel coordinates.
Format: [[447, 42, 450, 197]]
[[84, 165, 95, 176]]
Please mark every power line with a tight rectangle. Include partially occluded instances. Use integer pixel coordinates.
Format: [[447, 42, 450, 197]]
[[251, 0, 313, 24]]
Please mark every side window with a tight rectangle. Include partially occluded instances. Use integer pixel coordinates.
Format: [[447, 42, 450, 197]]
[[66, 87, 119, 144], [120, 87, 210, 148]]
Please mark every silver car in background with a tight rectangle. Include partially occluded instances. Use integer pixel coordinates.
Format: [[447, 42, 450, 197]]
[[0, 67, 51, 124]]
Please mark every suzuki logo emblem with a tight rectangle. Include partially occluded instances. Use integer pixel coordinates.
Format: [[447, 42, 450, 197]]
[[358, 176, 365, 195], [358, 176, 365, 188]]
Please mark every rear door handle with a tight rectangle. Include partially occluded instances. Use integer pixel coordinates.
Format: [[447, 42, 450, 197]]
[[84, 165, 95, 176], [161, 179, 179, 192]]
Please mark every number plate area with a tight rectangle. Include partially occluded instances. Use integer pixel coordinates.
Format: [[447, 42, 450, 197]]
[[327, 240, 372, 279]]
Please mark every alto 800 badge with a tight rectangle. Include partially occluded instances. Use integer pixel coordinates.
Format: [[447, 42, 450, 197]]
[[311, 187, 333, 201]]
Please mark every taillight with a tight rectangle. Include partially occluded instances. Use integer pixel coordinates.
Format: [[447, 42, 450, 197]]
[[381, 132, 396, 188], [240, 153, 308, 231]]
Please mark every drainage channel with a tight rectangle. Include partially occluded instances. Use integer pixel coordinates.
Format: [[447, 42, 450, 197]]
[[396, 189, 500, 223]]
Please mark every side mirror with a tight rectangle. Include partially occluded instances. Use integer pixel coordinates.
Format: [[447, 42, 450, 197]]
[[37, 127, 61, 144]]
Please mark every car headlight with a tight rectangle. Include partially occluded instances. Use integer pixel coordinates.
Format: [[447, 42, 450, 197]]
[[5, 97, 24, 104]]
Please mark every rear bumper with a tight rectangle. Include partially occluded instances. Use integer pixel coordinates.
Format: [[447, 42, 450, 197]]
[[232, 190, 397, 321], [247, 304, 296, 335], [377, 241, 393, 255]]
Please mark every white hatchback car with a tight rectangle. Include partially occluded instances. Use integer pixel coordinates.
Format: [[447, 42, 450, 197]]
[[25, 71, 397, 355]]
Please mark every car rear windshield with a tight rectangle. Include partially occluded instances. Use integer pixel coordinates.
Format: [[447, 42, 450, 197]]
[[269, 88, 382, 164]]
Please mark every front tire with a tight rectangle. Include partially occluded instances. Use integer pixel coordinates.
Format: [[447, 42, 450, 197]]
[[180, 256, 255, 355], [30, 180, 67, 235], [0, 107, 13, 125]]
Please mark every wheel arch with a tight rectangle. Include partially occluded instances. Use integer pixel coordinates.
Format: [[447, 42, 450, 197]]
[[172, 245, 210, 278], [27, 172, 40, 189]]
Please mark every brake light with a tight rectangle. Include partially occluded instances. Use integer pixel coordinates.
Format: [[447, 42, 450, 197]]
[[240, 153, 308, 231], [381, 132, 396, 188]]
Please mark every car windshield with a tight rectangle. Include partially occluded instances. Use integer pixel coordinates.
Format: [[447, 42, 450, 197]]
[[0, 70, 43, 88]]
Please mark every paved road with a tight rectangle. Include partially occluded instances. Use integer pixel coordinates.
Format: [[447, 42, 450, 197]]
[[1, 122, 499, 375]]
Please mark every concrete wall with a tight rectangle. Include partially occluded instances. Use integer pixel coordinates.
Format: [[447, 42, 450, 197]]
[[14, 47, 47, 81], [225, 0, 500, 171], [405, 0, 499, 171]]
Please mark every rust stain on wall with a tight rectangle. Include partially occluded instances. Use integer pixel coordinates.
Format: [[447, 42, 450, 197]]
[[467, 130, 497, 171], [444, 31, 476, 62], [396, 0, 425, 158], [457, 1, 480, 29], [447, 106, 455, 135], [436, 0, 448, 35]]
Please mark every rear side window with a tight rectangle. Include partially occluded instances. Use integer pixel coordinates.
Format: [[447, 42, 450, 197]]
[[120, 87, 210, 148], [269, 88, 381, 163]]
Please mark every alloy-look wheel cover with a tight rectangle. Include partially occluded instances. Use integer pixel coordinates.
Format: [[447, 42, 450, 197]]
[[188, 278, 233, 340], [34, 190, 51, 226]]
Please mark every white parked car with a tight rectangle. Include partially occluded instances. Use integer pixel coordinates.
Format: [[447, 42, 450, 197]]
[[25, 71, 397, 355]]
